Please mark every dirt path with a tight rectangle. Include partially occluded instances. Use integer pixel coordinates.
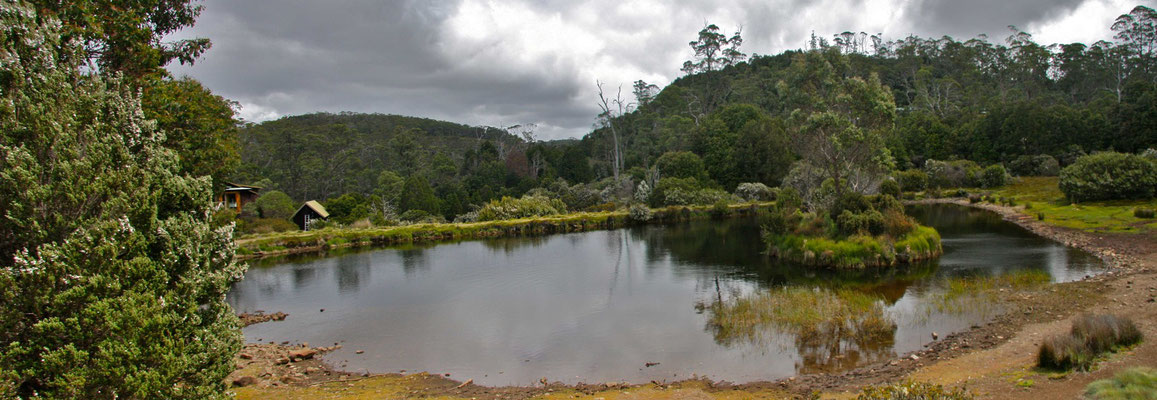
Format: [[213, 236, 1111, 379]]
[[230, 199, 1157, 399]]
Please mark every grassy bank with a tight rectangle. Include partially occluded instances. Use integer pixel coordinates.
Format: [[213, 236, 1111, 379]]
[[922, 177, 1157, 234], [235, 202, 774, 259], [764, 225, 942, 269]]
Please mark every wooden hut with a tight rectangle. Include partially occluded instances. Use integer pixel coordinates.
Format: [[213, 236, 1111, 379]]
[[217, 182, 262, 213], [293, 200, 330, 231]]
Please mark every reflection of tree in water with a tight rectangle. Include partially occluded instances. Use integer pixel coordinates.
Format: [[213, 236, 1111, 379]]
[[480, 236, 551, 254], [334, 255, 371, 293], [702, 286, 897, 374], [399, 248, 429, 277]]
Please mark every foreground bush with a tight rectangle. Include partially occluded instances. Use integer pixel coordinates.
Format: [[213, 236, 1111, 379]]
[[0, 4, 243, 397], [856, 381, 973, 400], [1085, 367, 1157, 400], [1059, 152, 1157, 202], [475, 195, 568, 221], [1038, 314, 1142, 371]]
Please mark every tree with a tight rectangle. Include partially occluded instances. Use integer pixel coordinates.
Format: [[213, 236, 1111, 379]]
[[1112, 5, 1157, 78], [681, 24, 746, 75], [141, 77, 241, 187], [0, 3, 242, 397], [655, 151, 709, 182], [596, 80, 630, 181], [26, 0, 211, 78], [398, 175, 441, 215], [255, 190, 296, 220], [785, 50, 896, 200], [632, 80, 660, 108]]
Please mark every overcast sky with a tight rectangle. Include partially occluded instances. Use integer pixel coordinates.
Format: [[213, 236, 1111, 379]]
[[168, 0, 1151, 140]]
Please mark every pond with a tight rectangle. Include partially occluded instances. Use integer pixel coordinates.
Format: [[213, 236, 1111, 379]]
[[227, 204, 1103, 386]]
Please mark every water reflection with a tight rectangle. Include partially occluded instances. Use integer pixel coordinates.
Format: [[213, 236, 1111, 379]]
[[228, 204, 1103, 385]]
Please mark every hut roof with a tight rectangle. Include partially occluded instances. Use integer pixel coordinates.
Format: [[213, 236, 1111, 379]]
[[295, 200, 330, 219]]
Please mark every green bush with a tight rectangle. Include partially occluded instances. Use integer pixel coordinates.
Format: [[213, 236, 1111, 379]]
[[475, 195, 567, 221], [1060, 152, 1157, 202], [628, 203, 653, 222], [896, 169, 928, 192], [255, 190, 296, 219], [1009, 154, 1061, 176], [1085, 367, 1157, 400], [879, 179, 901, 198], [871, 194, 904, 213], [650, 177, 701, 207], [734, 182, 775, 202], [211, 208, 238, 229], [1135, 208, 1156, 219], [836, 210, 885, 236], [856, 381, 973, 400], [399, 209, 431, 222], [711, 199, 731, 217], [777, 187, 804, 212], [655, 151, 709, 181], [978, 165, 1009, 188], [0, 6, 242, 397], [830, 191, 872, 220], [924, 159, 980, 189]]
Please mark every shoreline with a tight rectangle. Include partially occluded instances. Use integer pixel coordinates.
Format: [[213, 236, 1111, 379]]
[[229, 198, 1155, 399]]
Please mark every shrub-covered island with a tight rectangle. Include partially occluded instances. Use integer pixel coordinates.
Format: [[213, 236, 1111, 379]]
[[762, 189, 942, 269]]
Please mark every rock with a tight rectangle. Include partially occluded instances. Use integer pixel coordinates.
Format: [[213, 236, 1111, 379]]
[[239, 353, 253, 360], [355, 350, 364, 354], [644, 362, 660, 367], [233, 376, 258, 387], [274, 357, 290, 365], [909, 354, 920, 361], [289, 348, 317, 361], [931, 332, 938, 340], [456, 379, 473, 389]]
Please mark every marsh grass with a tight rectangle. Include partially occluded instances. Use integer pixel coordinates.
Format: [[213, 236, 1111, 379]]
[[766, 225, 942, 269], [1038, 314, 1142, 371], [855, 381, 973, 400], [705, 287, 896, 351], [1084, 367, 1157, 400]]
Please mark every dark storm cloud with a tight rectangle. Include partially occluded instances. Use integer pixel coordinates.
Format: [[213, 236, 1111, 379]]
[[909, 0, 1085, 40], [169, 0, 1126, 139]]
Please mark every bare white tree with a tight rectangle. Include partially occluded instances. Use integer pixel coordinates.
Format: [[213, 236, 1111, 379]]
[[596, 80, 633, 181]]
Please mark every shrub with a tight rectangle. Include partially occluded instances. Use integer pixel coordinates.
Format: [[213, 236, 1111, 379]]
[[836, 210, 885, 236], [968, 194, 982, 204], [978, 165, 1009, 188], [830, 191, 872, 220], [475, 195, 567, 221], [1141, 148, 1157, 161], [924, 159, 980, 188], [776, 187, 803, 212], [856, 381, 973, 400], [735, 182, 775, 202], [1135, 208, 1156, 219], [255, 190, 296, 219], [634, 180, 652, 203], [896, 169, 928, 192], [1085, 367, 1157, 400], [883, 209, 917, 237], [211, 208, 238, 229], [1009, 154, 1061, 176], [1060, 152, 1157, 202], [879, 179, 901, 198], [628, 203, 653, 222], [0, 6, 242, 397], [711, 199, 731, 217], [871, 194, 904, 213], [1039, 314, 1142, 371], [1038, 212, 1045, 221], [655, 151, 710, 181], [651, 177, 701, 207], [399, 209, 431, 222]]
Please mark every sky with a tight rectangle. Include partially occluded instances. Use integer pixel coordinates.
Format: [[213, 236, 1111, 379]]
[[167, 0, 1152, 140]]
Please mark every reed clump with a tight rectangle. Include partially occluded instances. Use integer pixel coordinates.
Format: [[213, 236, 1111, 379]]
[[1038, 314, 1142, 371]]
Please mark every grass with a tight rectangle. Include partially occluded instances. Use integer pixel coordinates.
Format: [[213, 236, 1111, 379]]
[[705, 287, 896, 349], [925, 269, 1052, 317], [236, 202, 774, 257], [766, 224, 942, 269], [991, 177, 1157, 234], [1085, 367, 1157, 400], [1038, 314, 1142, 371], [855, 381, 973, 399]]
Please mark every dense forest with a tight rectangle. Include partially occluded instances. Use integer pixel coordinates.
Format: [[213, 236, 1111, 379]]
[[232, 6, 1156, 228]]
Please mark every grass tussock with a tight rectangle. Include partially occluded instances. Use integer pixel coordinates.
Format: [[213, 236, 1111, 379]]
[[1084, 367, 1157, 400], [856, 381, 973, 400], [766, 224, 942, 269], [1038, 314, 1142, 371], [705, 287, 896, 348]]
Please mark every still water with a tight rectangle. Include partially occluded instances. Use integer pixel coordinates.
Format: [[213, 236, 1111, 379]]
[[228, 204, 1103, 385]]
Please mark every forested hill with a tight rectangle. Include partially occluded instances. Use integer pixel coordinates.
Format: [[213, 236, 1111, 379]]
[[232, 112, 522, 202]]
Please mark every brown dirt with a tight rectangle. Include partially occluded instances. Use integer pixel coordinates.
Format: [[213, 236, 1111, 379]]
[[230, 199, 1157, 399]]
